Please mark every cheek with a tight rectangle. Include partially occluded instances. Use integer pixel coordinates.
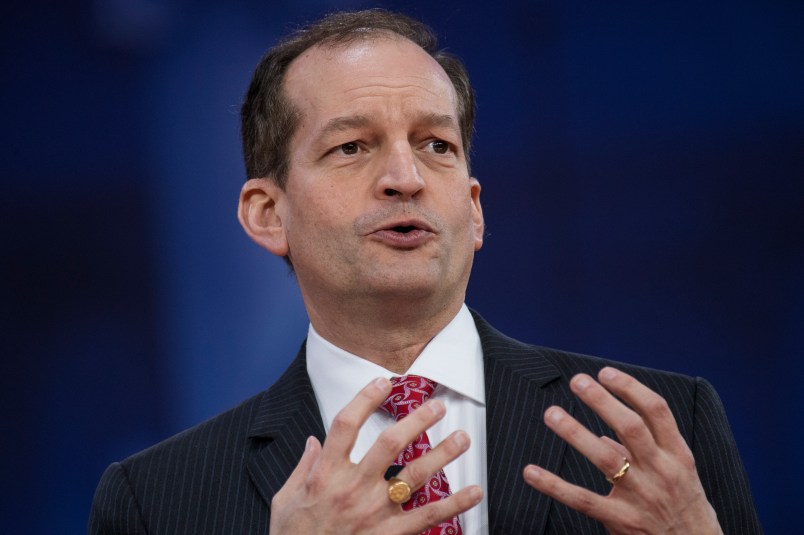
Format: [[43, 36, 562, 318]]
[[447, 191, 478, 234], [310, 198, 351, 232], [286, 192, 355, 248]]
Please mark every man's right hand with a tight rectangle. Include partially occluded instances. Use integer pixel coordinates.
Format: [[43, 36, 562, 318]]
[[269, 377, 482, 534]]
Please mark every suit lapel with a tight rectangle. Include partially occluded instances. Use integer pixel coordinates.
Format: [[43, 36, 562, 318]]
[[474, 312, 574, 534], [246, 342, 326, 507]]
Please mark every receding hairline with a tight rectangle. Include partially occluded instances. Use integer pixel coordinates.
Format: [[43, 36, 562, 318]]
[[282, 33, 461, 113], [283, 30, 451, 88], [284, 22, 428, 52]]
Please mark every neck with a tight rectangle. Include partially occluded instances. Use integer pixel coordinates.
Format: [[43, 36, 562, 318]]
[[305, 294, 464, 374]]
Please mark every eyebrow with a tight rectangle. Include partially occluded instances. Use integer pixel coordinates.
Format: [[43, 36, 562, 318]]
[[319, 115, 372, 137], [421, 113, 459, 131], [318, 112, 459, 138]]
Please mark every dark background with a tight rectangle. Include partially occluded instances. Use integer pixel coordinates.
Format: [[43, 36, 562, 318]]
[[3, 1, 802, 532]]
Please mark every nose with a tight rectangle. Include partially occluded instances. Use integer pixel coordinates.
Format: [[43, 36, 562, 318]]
[[374, 142, 425, 201]]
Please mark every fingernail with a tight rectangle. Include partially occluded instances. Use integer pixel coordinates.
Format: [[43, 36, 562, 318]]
[[454, 431, 469, 449], [600, 367, 617, 382], [574, 376, 591, 390], [305, 436, 313, 452], [525, 466, 541, 480], [547, 408, 563, 423], [371, 377, 388, 389], [428, 400, 445, 417], [470, 486, 483, 502]]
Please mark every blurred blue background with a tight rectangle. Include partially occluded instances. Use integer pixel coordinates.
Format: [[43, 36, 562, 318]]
[[3, 0, 802, 532]]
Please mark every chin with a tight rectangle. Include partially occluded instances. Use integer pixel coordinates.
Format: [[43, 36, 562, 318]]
[[364, 267, 461, 303]]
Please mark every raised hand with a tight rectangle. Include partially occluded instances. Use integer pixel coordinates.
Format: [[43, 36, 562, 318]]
[[523, 367, 722, 535], [270, 377, 483, 534]]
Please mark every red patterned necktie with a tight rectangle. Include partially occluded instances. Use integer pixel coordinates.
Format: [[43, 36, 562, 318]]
[[380, 375, 463, 535]]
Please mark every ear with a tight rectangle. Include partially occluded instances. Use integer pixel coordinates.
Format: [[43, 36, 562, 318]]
[[238, 178, 289, 257], [469, 177, 484, 251]]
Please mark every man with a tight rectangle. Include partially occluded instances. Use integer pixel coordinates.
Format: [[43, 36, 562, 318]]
[[89, 9, 761, 534]]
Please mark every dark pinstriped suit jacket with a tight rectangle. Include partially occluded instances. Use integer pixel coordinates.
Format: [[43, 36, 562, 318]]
[[89, 312, 762, 534]]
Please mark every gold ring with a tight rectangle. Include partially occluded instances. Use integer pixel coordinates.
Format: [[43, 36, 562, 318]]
[[607, 458, 631, 484], [387, 477, 412, 504]]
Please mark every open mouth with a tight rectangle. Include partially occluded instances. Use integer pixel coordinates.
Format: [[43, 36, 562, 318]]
[[371, 221, 433, 248]]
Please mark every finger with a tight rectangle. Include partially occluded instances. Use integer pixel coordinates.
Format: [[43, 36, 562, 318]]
[[321, 377, 392, 464], [357, 399, 447, 476], [284, 436, 322, 490], [398, 486, 483, 535], [523, 465, 619, 525], [597, 367, 684, 452], [600, 435, 631, 459], [570, 373, 655, 458], [396, 430, 470, 492], [543, 407, 628, 482]]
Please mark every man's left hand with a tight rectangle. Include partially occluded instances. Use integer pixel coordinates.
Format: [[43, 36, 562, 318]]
[[523, 367, 723, 534]]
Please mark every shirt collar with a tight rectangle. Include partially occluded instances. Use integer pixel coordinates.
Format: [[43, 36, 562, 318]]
[[405, 305, 484, 403], [306, 304, 485, 428]]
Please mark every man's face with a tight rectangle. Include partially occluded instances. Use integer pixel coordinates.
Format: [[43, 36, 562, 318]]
[[275, 36, 483, 306]]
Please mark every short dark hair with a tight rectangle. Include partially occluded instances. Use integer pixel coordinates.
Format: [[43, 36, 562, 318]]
[[240, 8, 476, 188]]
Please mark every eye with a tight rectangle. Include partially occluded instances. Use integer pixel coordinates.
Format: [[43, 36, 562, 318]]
[[339, 142, 359, 155], [429, 140, 450, 154]]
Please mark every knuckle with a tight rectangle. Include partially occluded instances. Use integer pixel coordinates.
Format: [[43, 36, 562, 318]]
[[402, 463, 427, 486], [419, 503, 442, 527], [644, 395, 671, 419], [330, 412, 358, 435], [305, 473, 359, 508], [537, 473, 561, 494], [358, 384, 383, 404], [376, 429, 404, 454], [679, 448, 697, 472], [653, 450, 698, 492], [560, 420, 582, 440], [587, 386, 613, 406], [331, 489, 357, 510], [619, 510, 642, 531], [583, 383, 606, 402], [569, 488, 597, 514], [353, 513, 378, 533], [619, 415, 645, 440], [440, 434, 464, 457], [618, 373, 634, 388], [304, 472, 323, 495]]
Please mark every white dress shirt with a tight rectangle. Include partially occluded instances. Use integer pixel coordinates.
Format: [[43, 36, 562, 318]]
[[307, 304, 489, 534]]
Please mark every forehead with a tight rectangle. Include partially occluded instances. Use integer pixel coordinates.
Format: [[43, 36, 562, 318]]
[[283, 35, 458, 120]]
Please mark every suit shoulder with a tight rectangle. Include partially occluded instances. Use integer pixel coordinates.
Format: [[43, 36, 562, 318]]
[[473, 311, 699, 396], [537, 344, 696, 388]]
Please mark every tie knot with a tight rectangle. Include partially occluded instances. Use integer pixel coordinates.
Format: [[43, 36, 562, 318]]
[[380, 375, 437, 421]]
